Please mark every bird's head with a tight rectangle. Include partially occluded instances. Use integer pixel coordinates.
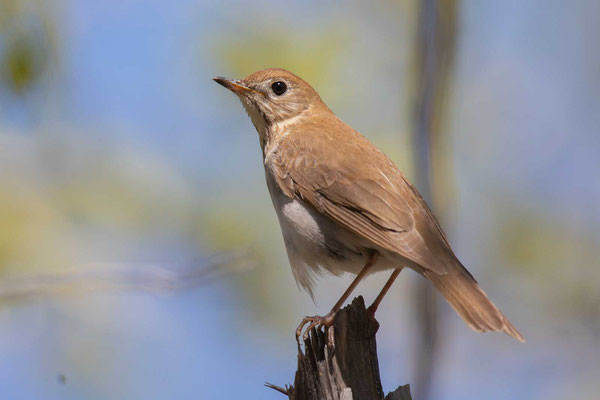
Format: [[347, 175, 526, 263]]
[[214, 68, 323, 140]]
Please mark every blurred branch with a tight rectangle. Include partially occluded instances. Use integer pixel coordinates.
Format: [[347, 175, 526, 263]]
[[411, 0, 459, 398], [0, 249, 255, 303]]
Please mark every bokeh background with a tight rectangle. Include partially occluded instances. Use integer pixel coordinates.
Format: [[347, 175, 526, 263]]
[[1, 0, 599, 399]]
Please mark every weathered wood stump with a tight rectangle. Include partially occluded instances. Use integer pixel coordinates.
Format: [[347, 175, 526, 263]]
[[267, 296, 412, 400]]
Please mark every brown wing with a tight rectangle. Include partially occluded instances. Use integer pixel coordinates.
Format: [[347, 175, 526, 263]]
[[268, 117, 457, 275]]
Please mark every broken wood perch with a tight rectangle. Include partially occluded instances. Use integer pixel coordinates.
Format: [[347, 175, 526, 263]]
[[267, 296, 412, 400]]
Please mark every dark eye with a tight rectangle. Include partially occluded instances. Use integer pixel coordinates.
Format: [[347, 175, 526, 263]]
[[271, 81, 287, 95]]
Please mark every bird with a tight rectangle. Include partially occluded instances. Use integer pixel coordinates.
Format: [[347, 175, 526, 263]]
[[213, 68, 524, 347]]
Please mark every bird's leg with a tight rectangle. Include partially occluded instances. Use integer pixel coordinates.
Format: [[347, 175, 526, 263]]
[[367, 267, 403, 319], [296, 252, 378, 349]]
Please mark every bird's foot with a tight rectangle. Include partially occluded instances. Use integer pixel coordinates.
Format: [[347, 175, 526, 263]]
[[295, 311, 337, 351], [366, 304, 378, 321], [366, 304, 381, 335]]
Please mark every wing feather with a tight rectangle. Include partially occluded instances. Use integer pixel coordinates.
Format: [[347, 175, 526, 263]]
[[267, 120, 457, 275]]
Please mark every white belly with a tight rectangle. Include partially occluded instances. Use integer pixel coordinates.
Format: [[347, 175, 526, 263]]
[[264, 169, 395, 296]]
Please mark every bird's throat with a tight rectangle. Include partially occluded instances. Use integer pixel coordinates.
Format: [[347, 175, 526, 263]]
[[240, 98, 272, 151]]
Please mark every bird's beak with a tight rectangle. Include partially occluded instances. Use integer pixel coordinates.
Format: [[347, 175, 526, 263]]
[[213, 77, 259, 95]]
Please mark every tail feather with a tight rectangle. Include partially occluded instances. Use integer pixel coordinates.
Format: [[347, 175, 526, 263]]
[[424, 267, 525, 342]]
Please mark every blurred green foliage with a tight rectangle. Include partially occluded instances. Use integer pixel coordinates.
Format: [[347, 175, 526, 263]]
[[213, 22, 350, 100], [498, 204, 600, 331], [0, 1, 599, 398], [0, 0, 57, 95]]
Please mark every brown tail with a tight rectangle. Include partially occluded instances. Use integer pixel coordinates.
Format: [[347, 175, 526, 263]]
[[423, 266, 525, 342]]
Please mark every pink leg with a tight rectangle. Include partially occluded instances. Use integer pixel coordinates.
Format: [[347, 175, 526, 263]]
[[296, 252, 379, 348], [367, 267, 403, 317]]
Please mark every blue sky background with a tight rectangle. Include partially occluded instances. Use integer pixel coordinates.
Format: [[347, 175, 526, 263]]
[[1, 0, 599, 399]]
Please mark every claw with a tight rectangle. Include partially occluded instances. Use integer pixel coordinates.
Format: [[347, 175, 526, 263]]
[[364, 305, 381, 339], [366, 304, 377, 319], [295, 312, 337, 348], [295, 317, 308, 342], [295, 315, 318, 344], [327, 326, 335, 359], [366, 304, 381, 326], [303, 319, 320, 341]]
